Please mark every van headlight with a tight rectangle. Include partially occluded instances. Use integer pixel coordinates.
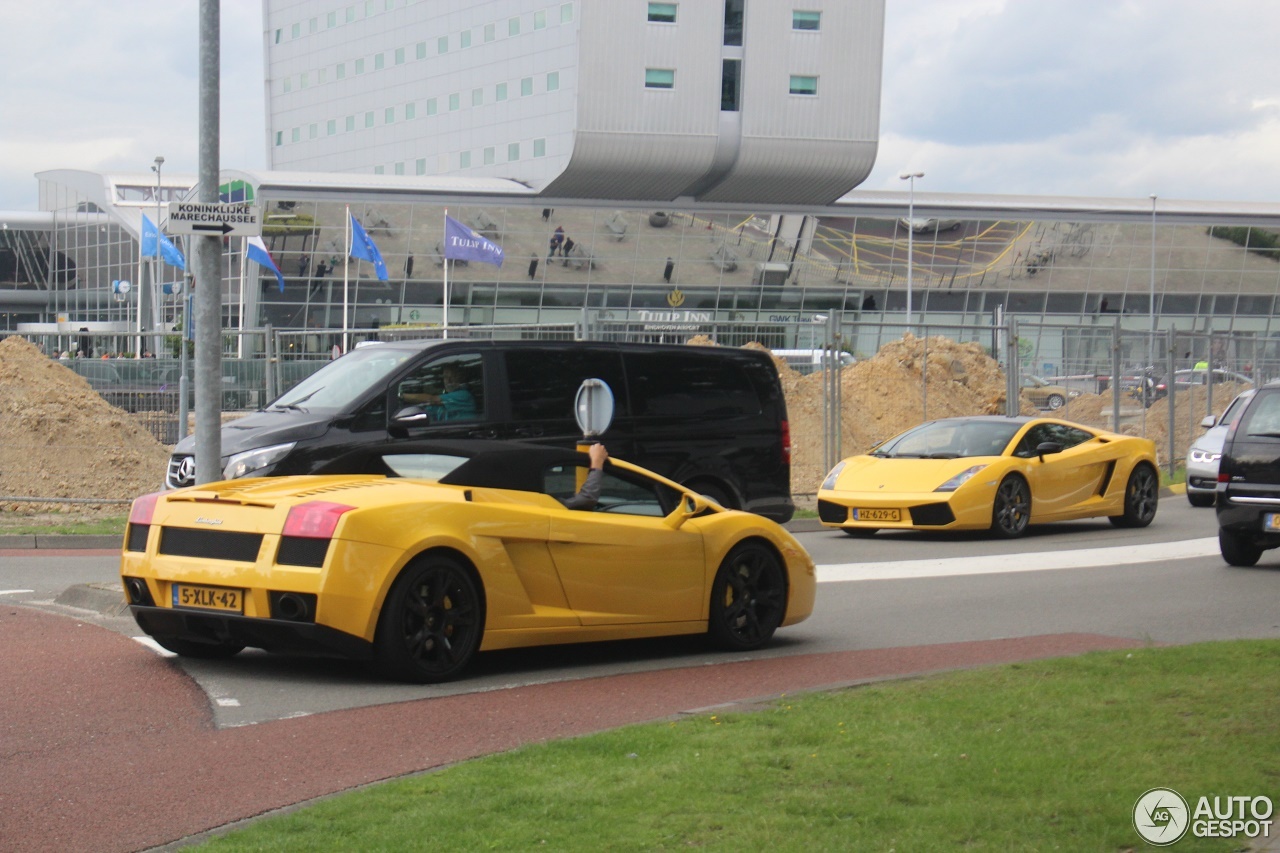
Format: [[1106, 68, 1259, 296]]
[[223, 442, 296, 480]]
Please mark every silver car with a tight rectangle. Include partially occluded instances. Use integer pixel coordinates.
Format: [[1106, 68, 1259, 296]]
[[1185, 389, 1256, 506]]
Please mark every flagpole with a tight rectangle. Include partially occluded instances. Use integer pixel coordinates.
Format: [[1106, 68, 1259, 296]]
[[442, 208, 450, 340], [237, 237, 246, 358], [343, 205, 351, 353]]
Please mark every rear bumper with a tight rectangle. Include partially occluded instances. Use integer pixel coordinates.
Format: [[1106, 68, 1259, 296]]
[[130, 605, 373, 660]]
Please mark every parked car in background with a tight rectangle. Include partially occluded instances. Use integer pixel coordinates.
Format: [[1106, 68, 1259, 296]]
[[1020, 375, 1080, 411], [771, 348, 855, 375], [1148, 368, 1253, 404], [1214, 381, 1280, 565], [898, 217, 962, 233], [1185, 389, 1256, 507]]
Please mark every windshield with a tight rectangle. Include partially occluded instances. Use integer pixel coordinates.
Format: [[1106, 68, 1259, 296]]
[[872, 420, 1023, 459], [270, 347, 416, 412]]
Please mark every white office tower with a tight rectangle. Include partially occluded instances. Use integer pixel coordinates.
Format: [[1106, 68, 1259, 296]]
[[264, 1, 884, 204]]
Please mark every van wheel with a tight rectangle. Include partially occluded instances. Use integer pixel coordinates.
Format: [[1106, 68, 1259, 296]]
[[375, 553, 484, 683], [1219, 528, 1262, 567]]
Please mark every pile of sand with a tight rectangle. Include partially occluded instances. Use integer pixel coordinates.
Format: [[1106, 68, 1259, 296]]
[[0, 336, 171, 512]]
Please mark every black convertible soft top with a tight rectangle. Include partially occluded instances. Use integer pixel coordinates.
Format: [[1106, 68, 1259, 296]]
[[311, 439, 595, 494]]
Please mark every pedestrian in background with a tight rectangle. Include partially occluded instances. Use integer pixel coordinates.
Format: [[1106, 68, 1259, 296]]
[[663, 257, 675, 283], [528, 255, 539, 279]]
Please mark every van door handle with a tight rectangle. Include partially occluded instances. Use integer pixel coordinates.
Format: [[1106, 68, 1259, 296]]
[[468, 428, 499, 439], [514, 427, 544, 438]]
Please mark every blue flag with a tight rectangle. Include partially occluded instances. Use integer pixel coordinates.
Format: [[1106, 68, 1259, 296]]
[[349, 214, 389, 280], [141, 214, 187, 270], [444, 215, 505, 267], [247, 236, 287, 293]]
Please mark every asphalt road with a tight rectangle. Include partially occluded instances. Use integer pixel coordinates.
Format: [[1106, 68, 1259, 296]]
[[3, 496, 1279, 851]]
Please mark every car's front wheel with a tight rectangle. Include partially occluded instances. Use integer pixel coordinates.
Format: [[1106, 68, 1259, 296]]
[[990, 475, 1031, 538], [1109, 463, 1158, 528], [707, 542, 787, 652], [1219, 528, 1263, 567], [375, 553, 484, 683]]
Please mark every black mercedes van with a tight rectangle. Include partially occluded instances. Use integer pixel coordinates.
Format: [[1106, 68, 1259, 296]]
[[164, 340, 794, 522]]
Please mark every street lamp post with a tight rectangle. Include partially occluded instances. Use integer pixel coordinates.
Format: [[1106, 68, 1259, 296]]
[[900, 171, 924, 333], [1149, 193, 1157, 375], [149, 155, 165, 358]]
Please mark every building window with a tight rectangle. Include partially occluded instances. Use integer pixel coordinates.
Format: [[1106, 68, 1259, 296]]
[[645, 68, 675, 89], [508, 142, 520, 161], [721, 59, 740, 110], [484, 147, 495, 165], [723, 0, 743, 46], [346, 6, 356, 24], [291, 22, 300, 39], [374, 165, 384, 175], [426, 98, 438, 115], [283, 76, 292, 93], [365, 111, 375, 128], [438, 36, 448, 54], [648, 3, 677, 23], [484, 23, 495, 42], [459, 151, 472, 168], [300, 72, 309, 88], [789, 75, 818, 95], [291, 127, 301, 143], [561, 3, 573, 23], [496, 82, 508, 101], [547, 71, 559, 91], [535, 10, 547, 29], [472, 88, 483, 106], [309, 17, 318, 33], [327, 11, 336, 27], [275, 130, 283, 146], [374, 53, 385, 70], [336, 62, 346, 79], [521, 77, 533, 96], [416, 158, 426, 175], [793, 10, 821, 30], [509, 17, 520, 36], [346, 115, 356, 131], [318, 68, 327, 84], [460, 29, 472, 48], [394, 162, 405, 175], [273, 29, 281, 44], [533, 138, 546, 157], [405, 102, 416, 120], [355, 58, 365, 74], [395, 47, 405, 64], [385, 107, 395, 123], [416, 41, 427, 59], [449, 93, 460, 111], [327, 119, 337, 135], [309, 123, 318, 139]]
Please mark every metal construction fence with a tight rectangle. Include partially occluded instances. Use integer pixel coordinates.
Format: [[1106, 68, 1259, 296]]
[[14, 316, 1271, 504]]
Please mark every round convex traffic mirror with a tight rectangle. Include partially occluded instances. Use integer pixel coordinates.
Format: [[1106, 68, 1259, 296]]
[[574, 378, 615, 437]]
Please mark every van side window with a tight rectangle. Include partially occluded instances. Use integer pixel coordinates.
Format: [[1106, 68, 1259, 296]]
[[628, 353, 761, 418], [505, 349, 627, 420], [396, 354, 485, 422]]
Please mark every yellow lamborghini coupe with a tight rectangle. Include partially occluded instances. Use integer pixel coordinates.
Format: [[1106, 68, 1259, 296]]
[[817, 416, 1159, 538], [120, 440, 815, 683]]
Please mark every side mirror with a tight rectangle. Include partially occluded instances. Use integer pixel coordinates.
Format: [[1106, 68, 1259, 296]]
[[1200, 414, 1217, 429], [391, 405, 431, 426], [665, 492, 709, 529], [1035, 441, 1064, 460]]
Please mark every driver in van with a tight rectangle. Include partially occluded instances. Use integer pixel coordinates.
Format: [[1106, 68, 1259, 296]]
[[405, 363, 477, 421]]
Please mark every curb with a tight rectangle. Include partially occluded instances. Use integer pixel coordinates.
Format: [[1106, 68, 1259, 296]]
[[54, 582, 131, 617], [0, 533, 120, 550]]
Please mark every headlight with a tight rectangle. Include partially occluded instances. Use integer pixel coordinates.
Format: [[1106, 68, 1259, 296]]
[[820, 460, 847, 491], [935, 465, 987, 492], [1188, 449, 1220, 464], [222, 442, 296, 480]]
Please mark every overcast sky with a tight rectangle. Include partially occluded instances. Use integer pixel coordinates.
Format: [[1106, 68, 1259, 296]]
[[2, 1, 1278, 210]]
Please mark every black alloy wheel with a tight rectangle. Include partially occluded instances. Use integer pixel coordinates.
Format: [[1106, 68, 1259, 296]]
[[1109, 464, 1159, 528], [376, 554, 484, 683], [707, 542, 788, 651], [991, 475, 1031, 538]]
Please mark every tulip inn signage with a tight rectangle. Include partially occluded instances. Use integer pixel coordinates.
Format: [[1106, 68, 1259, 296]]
[[166, 202, 262, 237]]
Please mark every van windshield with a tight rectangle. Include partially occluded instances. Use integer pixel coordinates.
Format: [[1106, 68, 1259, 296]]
[[270, 347, 415, 412]]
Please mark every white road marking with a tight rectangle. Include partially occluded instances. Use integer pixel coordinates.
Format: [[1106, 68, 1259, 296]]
[[0, 589, 35, 596], [817, 537, 1221, 583], [216, 698, 241, 707], [133, 636, 176, 657]]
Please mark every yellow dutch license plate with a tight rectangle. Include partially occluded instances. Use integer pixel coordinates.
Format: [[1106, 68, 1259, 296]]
[[1266, 513, 1280, 532], [854, 508, 901, 522], [172, 584, 243, 613]]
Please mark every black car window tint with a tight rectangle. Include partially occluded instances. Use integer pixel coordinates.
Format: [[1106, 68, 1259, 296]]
[[397, 354, 485, 421], [506, 350, 627, 421], [1242, 393, 1280, 436], [628, 353, 760, 418]]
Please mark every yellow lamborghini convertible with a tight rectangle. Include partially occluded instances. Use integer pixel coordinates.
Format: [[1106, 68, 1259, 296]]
[[120, 440, 815, 683], [817, 416, 1159, 538]]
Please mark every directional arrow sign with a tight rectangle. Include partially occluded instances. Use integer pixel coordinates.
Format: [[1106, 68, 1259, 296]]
[[166, 202, 262, 237]]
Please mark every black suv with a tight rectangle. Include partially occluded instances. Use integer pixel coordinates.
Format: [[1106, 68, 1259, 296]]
[[1215, 379, 1280, 565]]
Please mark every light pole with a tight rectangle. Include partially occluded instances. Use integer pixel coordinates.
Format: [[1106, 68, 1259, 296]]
[[1149, 193, 1157, 375], [149, 155, 165, 358], [900, 171, 924, 333]]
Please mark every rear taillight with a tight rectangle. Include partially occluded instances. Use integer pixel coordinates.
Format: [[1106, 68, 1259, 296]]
[[282, 501, 355, 538], [128, 492, 163, 526], [781, 419, 792, 465]]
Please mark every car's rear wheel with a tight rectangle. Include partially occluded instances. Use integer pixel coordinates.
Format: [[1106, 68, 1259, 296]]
[[154, 637, 245, 659], [1219, 528, 1263, 567], [375, 553, 484, 683], [1046, 393, 1066, 410], [990, 475, 1031, 538], [1187, 491, 1215, 508], [1109, 463, 1158, 528], [707, 542, 787, 652]]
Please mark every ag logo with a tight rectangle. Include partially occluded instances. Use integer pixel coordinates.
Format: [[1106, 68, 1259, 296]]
[[1133, 787, 1189, 846], [666, 288, 685, 307]]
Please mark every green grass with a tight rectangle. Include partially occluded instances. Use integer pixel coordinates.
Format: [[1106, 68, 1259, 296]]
[[0, 515, 127, 535], [198, 640, 1280, 852]]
